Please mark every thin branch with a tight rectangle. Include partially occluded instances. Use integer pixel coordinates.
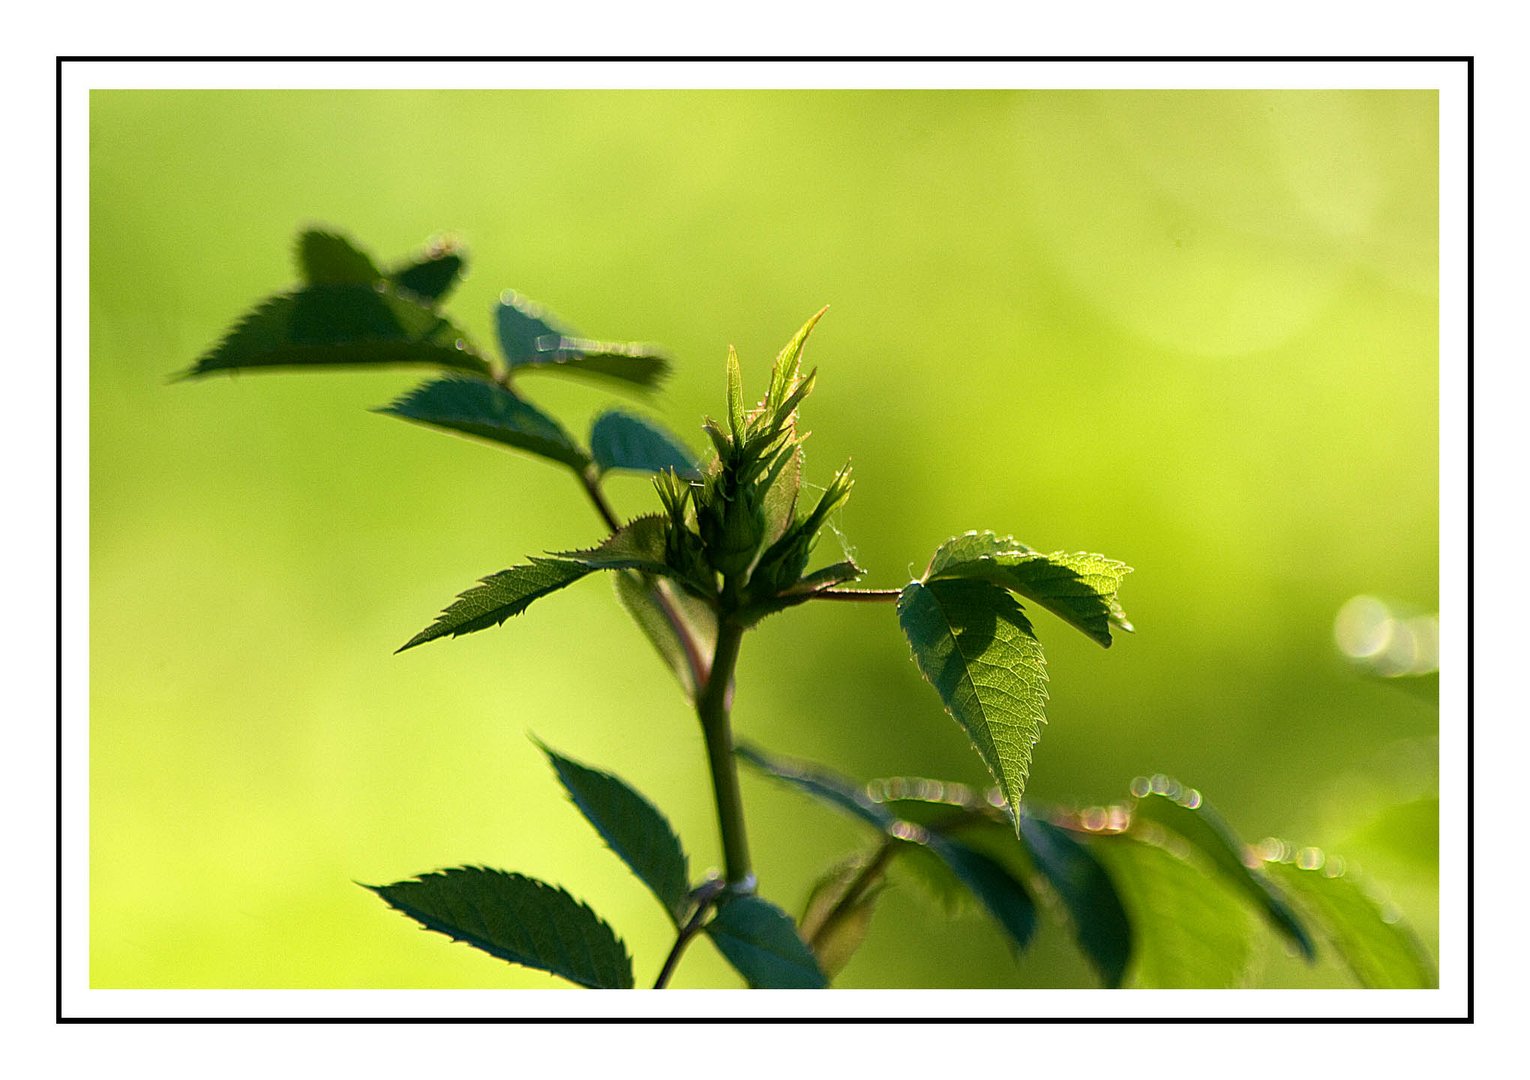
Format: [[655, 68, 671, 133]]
[[810, 587, 903, 602], [653, 879, 727, 989]]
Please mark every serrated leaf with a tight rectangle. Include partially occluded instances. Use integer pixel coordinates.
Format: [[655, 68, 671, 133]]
[[398, 559, 592, 652], [366, 866, 633, 989], [297, 228, 382, 284], [898, 579, 1049, 829], [556, 515, 674, 575], [799, 854, 886, 979], [927, 535, 1133, 648], [183, 284, 490, 379], [538, 742, 691, 925], [706, 893, 827, 988], [1262, 857, 1436, 988], [613, 571, 717, 699], [377, 375, 588, 469], [1090, 833, 1256, 988], [765, 307, 827, 414], [496, 292, 669, 388], [1019, 814, 1132, 987], [590, 410, 701, 479], [389, 247, 466, 304], [1131, 787, 1315, 960]]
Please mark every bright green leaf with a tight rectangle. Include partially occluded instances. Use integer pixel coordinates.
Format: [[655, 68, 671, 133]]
[[1019, 815, 1132, 987], [397, 559, 592, 652], [377, 375, 588, 469], [496, 292, 669, 388], [1262, 857, 1436, 988], [927, 533, 1132, 648], [590, 411, 701, 479], [726, 345, 746, 442], [898, 578, 1049, 829], [1131, 785, 1315, 960], [1090, 834, 1256, 988], [799, 854, 886, 979], [182, 284, 490, 379], [706, 894, 827, 989], [765, 307, 827, 415], [538, 742, 691, 925], [365, 866, 633, 989], [612, 571, 717, 699], [296, 228, 381, 285]]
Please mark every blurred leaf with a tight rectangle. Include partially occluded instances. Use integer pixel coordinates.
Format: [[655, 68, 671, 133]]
[[927, 532, 1133, 648], [1131, 786, 1316, 960], [538, 742, 691, 925], [736, 742, 894, 831], [377, 375, 588, 469], [706, 894, 827, 989], [898, 579, 1049, 829], [556, 514, 674, 575], [923, 833, 1038, 953], [590, 410, 701, 479], [496, 291, 668, 388], [613, 571, 718, 699], [397, 559, 592, 652], [1018, 815, 1131, 987], [1340, 796, 1440, 874], [799, 853, 887, 979], [389, 247, 465, 305], [365, 866, 633, 989], [1263, 858, 1436, 988], [1090, 834, 1256, 988], [183, 285, 489, 379], [296, 228, 381, 284]]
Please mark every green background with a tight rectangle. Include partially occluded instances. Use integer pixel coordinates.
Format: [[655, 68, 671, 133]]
[[89, 89, 1439, 989]]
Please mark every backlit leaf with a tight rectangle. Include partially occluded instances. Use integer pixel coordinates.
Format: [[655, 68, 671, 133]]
[[556, 515, 674, 575], [898, 578, 1049, 829], [365, 866, 633, 989], [183, 284, 490, 378], [1019, 814, 1132, 987], [377, 375, 588, 469], [590, 410, 701, 479], [538, 742, 691, 925], [398, 559, 592, 652], [927, 533, 1133, 648], [799, 854, 886, 979], [706, 893, 827, 989], [1262, 856, 1436, 988], [612, 571, 717, 699]]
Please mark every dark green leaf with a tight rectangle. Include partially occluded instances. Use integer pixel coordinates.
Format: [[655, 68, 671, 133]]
[[799, 853, 886, 979], [1019, 815, 1131, 987], [184, 284, 490, 379], [735, 742, 895, 832], [898, 579, 1049, 829], [1090, 833, 1256, 988], [389, 246, 466, 304], [1262, 855, 1436, 988], [365, 866, 633, 989], [1131, 784, 1315, 960], [706, 894, 827, 989], [377, 375, 588, 469], [538, 742, 691, 925], [497, 291, 669, 388], [927, 532, 1133, 648], [590, 411, 701, 479], [556, 515, 674, 575], [398, 559, 592, 652], [297, 228, 382, 285], [612, 571, 717, 699], [922, 833, 1038, 952]]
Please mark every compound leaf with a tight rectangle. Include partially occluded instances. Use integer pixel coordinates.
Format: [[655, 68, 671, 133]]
[[898, 579, 1049, 829], [706, 894, 827, 989], [398, 559, 592, 652], [297, 228, 382, 284], [538, 742, 691, 925], [183, 284, 490, 379], [1131, 784, 1315, 960], [1090, 833, 1256, 988], [1019, 814, 1132, 987], [590, 410, 701, 479], [377, 375, 588, 469], [1262, 857, 1436, 988], [497, 291, 669, 389], [365, 866, 633, 989], [612, 571, 717, 699], [927, 533, 1133, 648]]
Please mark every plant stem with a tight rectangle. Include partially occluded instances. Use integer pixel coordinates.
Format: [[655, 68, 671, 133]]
[[812, 587, 903, 602], [652, 879, 727, 989], [696, 617, 753, 888], [579, 466, 622, 533]]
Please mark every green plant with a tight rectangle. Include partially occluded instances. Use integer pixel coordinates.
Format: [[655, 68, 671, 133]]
[[184, 227, 1436, 989]]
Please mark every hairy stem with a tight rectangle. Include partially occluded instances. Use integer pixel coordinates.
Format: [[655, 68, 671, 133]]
[[812, 587, 903, 602], [697, 618, 753, 887]]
